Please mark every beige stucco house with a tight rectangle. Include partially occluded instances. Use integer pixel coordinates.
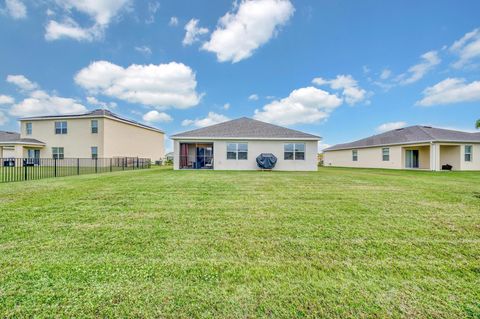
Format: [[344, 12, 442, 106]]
[[0, 109, 165, 161], [171, 117, 320, 171], [323, 125, 480, 171]]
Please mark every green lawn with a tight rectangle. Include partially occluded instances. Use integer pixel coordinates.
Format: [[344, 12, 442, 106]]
[[1, 167, 479, 318]]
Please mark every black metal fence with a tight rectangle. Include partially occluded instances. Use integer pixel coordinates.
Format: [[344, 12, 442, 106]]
[[0, 157, 151, 183]]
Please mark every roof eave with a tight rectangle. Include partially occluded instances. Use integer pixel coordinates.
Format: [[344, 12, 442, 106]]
[[324, 139, 480, 151], [171, 136, 321, 141]]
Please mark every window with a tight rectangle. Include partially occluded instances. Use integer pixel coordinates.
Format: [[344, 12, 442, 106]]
[[382, 148, 390, 161], [91, 120, 98, 134], [91, 146, 98, 159], [52, 147, 64, 159], [55, 121, 67, 134], [465, 145, 472, 162], [26, 122, 32, 135], [227, 143, 248, 160], [284, 143, 305, 160], [352, 150, 358, 161]]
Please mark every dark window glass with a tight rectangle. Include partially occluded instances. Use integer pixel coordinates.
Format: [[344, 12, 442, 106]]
[[91, 120, 98, 134]]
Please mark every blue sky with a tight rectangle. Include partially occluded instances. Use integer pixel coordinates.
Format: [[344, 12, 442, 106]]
[[1, 0, 479, 151]]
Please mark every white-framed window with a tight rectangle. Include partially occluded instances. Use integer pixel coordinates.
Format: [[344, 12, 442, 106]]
[[382, 148, 390, 161], [352, 150, 358, 161], [26, 122, 32, 135], [227, 143, 248, 160], [55, 121, 67, 134], [465, 145, 472, 162], [284, 143, 305, 160], [91, 146, 98, 159], [91, 120, 98, 134], [52, 147, 64, 159]]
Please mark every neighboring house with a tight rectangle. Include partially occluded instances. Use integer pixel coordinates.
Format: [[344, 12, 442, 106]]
[[0, 109, 165, 161], [323, 125, 480, 171], [171, 117, 320, 171], [165, 152, 174, 161]]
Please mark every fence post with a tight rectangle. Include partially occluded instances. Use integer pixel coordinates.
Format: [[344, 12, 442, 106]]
[[54, 158, 57, 177], [123, 157, 125, 170], [137, 157, 139, 169], [110, 158, 112, 172], [77, 158, 80, 175], [95, 158, 98, 174], [24, 159, 27, 181]]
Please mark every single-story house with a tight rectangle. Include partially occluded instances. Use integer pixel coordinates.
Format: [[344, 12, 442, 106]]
[[165, 152, 174, 161], [323, 125, 480, 171], [1, 109, 165, 161], [171, 117, 320, 171]]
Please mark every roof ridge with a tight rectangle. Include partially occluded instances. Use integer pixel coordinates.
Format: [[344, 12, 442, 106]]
[[415, 125, 438, 140]]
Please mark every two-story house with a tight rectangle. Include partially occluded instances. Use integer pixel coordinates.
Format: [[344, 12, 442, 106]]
[[0, 109, 165, 161]]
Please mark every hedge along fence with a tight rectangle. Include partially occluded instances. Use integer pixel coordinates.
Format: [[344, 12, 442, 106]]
[[0, 157, 151, 183]]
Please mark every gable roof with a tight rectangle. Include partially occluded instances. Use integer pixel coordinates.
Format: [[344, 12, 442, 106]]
[[324, 125, 480, 151], [20, 109, 164, 133], [171, 117, 321, 140], [0, 130, 45, 145]]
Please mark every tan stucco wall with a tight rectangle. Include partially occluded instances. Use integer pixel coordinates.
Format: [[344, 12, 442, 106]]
[[439, 145, 461, 170], [173, 139, 318, 171], [0, 145, 23, 158], [103, 118, 164, 161], [20, 118, 104, 158], [324, 146, 404, 169], [460, 144, 480, 170]]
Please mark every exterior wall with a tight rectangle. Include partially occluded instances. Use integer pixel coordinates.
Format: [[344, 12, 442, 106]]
[[0, 145, 23, 158], [460, 144, 480, 170], [174, 139, 318, 171], [103, 118, 164, 161], [324, 146, 403, 169], [20, 118, 104, 158], [439, 145, 461, 170]]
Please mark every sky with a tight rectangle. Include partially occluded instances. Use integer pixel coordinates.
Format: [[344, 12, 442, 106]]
[[0, 0, 479, 152]]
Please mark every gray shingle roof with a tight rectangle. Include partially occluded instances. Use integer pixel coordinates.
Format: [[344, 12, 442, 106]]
[[171, 117, 321, 140], [324, 125, 480, 151], [0, 131, 45, 145], [20, 109, 164, 133]]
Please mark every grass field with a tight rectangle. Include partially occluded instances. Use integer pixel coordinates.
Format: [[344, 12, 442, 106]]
[[1, 167, 479, 318]]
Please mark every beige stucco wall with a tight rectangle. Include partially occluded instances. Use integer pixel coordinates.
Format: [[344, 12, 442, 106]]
[[173, 139, 318, 171], [439, 145, 461, 170], [20, 118, 104, 158], [0, 145, 23, 158], [324, 146, 404, 169], [460, 144, 480, 170], [103, 118, 164, 161]]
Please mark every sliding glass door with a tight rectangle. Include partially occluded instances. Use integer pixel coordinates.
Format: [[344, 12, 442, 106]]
[[405, 150, 419, 168]]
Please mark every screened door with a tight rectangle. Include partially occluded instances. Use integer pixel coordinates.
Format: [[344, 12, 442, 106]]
[[405, 150, 419, 168]]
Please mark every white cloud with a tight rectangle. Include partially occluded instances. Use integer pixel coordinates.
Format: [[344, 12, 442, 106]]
[[253, 86, 342, 125], [0, 111, 8, 125], [312, 75, 367, 105], [4, 0, 26, 19], [380, 69, 391, 80], [142, 110, 172, 123], [182, 112, 230, 128], [248, 94, 259, 101], [397, 51, 441, 85], [145, 1, 160, 24], [46, 0, 131, 41], [376, 121, 407, 133], [416, 78, 480, 106], [6, 75, 38, 91], [135, 45, 152, 56], [86, 96, 117, 109], [318, 142, 331, 152], [223, 103, 230, 110], [169, 16, 178, 26], [45, 18, 100, 41], [450, 28, 480, 69], [202, 0, 294, 63], [75, 60, 202, 109], [0, 95, 15, 105], [10, 90, 87, 117], [183, 19, 209, 46]]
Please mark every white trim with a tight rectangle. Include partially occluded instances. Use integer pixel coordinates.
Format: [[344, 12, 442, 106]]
[[0, 141, 45, 146], [171, 136, 320, 141]]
